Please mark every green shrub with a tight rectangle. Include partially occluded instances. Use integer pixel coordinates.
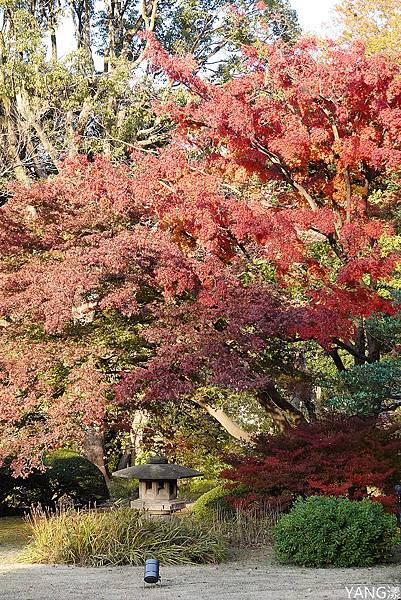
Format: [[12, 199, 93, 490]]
[[178, 479, 221, 501], [272, 496, 399, 568], [22, 507, 226, 566], [192, 485, 242, 521], [0, 467, 18, 513], [43, 450, 109, 505], [0, 450, 109, 511], [108, 478, 139, 501]]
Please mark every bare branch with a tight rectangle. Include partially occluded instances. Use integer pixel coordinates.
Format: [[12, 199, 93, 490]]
[[252, 139, 319, 211]]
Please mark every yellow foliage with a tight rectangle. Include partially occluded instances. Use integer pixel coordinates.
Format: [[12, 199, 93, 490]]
[[335, 0, 401, 54]]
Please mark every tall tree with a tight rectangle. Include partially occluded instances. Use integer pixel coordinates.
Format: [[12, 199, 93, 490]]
[[120, 36, 401, 421], [0, 0, 300, 191], [3, 39, 401, 474], [335, 0, 401, 54]]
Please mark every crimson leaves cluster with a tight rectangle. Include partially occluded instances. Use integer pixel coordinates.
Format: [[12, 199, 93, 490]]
[[222, 417, 401, 509]]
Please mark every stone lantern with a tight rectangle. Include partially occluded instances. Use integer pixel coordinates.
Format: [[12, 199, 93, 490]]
[[112, 456, 202, 514]]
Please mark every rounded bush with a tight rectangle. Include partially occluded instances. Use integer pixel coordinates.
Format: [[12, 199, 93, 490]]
[[272, 496, 399, 567], [178, 479, 221, 502], [43, 449, 110, 505], [192, 485, 241, 521], [108, 477, 139, 501], [0, 450, 109, 511]]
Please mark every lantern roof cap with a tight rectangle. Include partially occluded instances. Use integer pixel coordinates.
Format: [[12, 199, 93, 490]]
[[112, 456, 203, 480]]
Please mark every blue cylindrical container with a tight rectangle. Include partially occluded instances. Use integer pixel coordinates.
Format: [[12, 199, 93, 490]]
[[144, 558, 160, 584]]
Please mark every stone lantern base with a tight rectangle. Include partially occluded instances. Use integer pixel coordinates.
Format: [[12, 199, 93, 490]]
[[130, 498, 187, 515]]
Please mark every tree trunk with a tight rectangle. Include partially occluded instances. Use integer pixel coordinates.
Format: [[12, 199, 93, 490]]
[[50, 25, 57, 61], [26, 135, 46, 178], [70, 0, 94, 68], [65, 110, 77, 155], [76, 97, 92, 137], [116, 410, 148, 469], [192, 384, 306, 442], [15, 91, 60, 170], [367, 330, 380, 363], [82, 429, 110, 482], [256, 383, 306, 430], [3, 105, 29, 184], [104, 0, 115, 72], [30, 121, 60, 170], [354, 324, 366, 365]]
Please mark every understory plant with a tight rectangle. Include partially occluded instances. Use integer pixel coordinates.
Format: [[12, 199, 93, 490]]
[[192, 486, 238, 521], [193, 485, 281, 547], [211, 503, 281, 548], [223, 417, 401, 509], [22, 506, 227, 566], [0, 450, 109, 513], [272, 496, 399, 568], [178, 479, 221, 502]]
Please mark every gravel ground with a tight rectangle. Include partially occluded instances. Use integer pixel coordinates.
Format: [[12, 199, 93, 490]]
[[0, 561, 400, 600], [1, 518, 399, 599]]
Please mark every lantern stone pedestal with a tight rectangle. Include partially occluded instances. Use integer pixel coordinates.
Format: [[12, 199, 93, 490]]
[[112, 456, 202, 515]]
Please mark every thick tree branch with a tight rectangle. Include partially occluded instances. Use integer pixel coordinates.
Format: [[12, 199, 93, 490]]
[[328, 348, 346, 371], [192, 396, 252, 442], [380, 399, 401, 413], [256, 382, 306, 429], [333, 337, 367, 363], [318, 99, 351, 223]]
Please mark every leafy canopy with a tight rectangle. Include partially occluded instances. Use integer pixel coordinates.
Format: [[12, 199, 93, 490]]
[[335, 0, 401, 54], [2, 38, 401, 471]]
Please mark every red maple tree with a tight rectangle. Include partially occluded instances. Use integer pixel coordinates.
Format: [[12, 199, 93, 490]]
[[222, 416, 401, 509], [119, 36, 401, 418], [1, 38, 401, 472]]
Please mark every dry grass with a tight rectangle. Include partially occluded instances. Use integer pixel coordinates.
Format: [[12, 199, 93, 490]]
[[209, 503, 282, 548], [21, 506, 227, 566], [1, 501, 279, 567]]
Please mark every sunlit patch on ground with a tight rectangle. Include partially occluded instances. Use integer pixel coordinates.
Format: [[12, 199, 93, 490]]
[[0, 517, 31, 562]]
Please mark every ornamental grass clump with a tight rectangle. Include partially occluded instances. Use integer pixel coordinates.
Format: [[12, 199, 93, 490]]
[[272, 496, 399, 568], [22, 506, 226, 566], [193, 485, 282, 547], [211, 502, 281, 548]]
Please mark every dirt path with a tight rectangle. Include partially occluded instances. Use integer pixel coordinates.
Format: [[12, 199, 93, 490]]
[[0, 561, 400, 600]]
